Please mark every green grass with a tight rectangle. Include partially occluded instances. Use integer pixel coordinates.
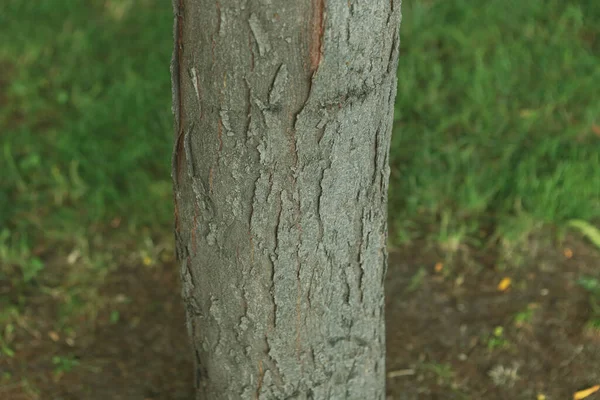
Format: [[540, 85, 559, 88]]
[[578, 276, 600, 332], [0, 0, 174, 253], [1, 0, 599, 316], [0, 0, 175, 339], [390, 0, 600, 247]]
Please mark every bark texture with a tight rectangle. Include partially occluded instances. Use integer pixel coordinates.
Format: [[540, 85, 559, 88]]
[[171, 1, 401, 398]]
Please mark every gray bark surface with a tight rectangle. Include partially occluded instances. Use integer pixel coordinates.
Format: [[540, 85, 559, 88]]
[[171, 1, 401, 398]]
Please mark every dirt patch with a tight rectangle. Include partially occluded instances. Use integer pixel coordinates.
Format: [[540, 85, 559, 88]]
[[2, 236, 599, 399], [1, 263, 194, 400], [386, 236, 600, 399]]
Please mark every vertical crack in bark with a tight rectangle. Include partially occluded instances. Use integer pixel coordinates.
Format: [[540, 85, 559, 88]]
[[286, 2, 318, 358], [379, 230, 387, 287], [216, 1, 222, 36], [316, 119, 326, 145], [248, 30, 255, 71], [357, 209, 366, 303], [249, 230, 255, 264], [195, 349, 203, 389], [237, 245, 250, 319], [387, 25, 399, 74], [217, 116, 224, 153], [184, 123, 195, 177], [316, 166, 325, 242], [272, 188, 282, 329], [268, 64, 288, 106], [189, 66, 203, 120], [210, 72, 226, 196], [345, 18, 351, 43], [295, 228, 302, 361], [184, 255, 196, 288], [263, 335, 283, 387], [255, 360, 264, 399], [288, 117, 300, 170], [244, 79, 252, 137], [192, 202, 199, 255], [381, 83, 396, 200], [172, 134, 183, 232], [274, 189, 283, 257], [268, 254, 277, 327], [249, 175, 257, 230], [208, 167, 214, 194], [172, 0, 186, 232], [372, 125, 380, 187], [342, 268, 351, 305], [306, 266, 315, 309]]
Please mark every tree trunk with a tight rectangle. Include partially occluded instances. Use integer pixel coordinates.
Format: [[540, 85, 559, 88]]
[[171, 0, 401, 398]]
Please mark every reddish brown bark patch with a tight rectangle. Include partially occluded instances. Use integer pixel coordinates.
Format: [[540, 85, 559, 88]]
[[310, 0, 325, 73]]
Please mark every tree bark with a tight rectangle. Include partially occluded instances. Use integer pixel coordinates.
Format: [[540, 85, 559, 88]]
[[171, 0, 401, 398]]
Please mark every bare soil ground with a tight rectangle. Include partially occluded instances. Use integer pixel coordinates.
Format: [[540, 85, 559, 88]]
[[386, 236, 600, 399], [2, 236, 599, 399]]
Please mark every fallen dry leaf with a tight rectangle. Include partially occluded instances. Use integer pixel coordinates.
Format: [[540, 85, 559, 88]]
[[564, 248, 573, 258], [498, 277, 511, 292], [387, 369, 415, 378], [434, 262, 443, 273], [574, 385, 600, 400], [67, 249, 81, 265], [592, 124, 600, 137]]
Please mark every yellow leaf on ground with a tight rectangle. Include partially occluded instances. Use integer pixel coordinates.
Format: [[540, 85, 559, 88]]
[[434, 262, 443, 272], [564, 248, 573, 258], [498, 277, 511, 292], [574, 385, 600, 400]]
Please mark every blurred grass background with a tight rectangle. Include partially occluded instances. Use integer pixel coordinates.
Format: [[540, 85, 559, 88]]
[[390, 0, 600, 250], [0, 0, 599, 349]]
